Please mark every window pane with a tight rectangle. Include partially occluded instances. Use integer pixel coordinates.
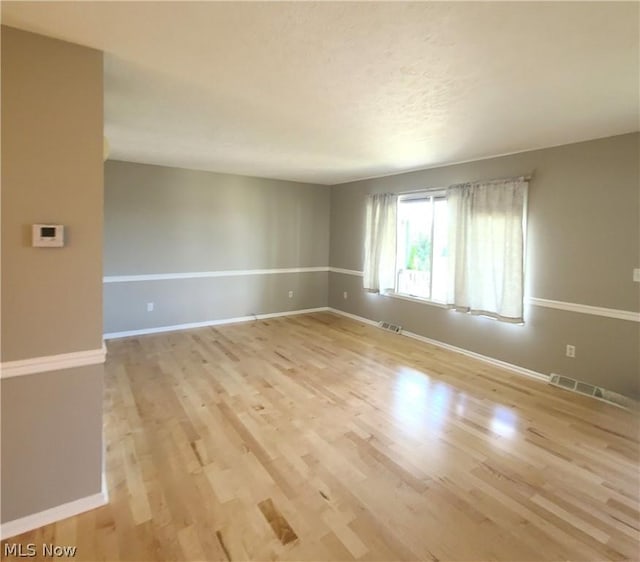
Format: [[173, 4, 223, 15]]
[[396, 198, 432, 299], [431, 197, 448, 303]]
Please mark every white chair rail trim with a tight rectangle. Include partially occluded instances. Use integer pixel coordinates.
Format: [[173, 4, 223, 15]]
[[329, 267, 365, 277], [528, 297, 639, 323], [103, 267, 372, 283], [104, 266, 330, 283], [1, 345, 107, 379], [328, 268, 639, 322]]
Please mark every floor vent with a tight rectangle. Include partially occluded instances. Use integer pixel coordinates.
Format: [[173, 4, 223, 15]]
[[378, 321, 402, 334], [549, 374, 636, 410]]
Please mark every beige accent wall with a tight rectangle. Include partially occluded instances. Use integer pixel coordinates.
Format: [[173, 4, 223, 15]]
[[329, 133, 640, 398], [104, 160, 330, 334], [1, 27, 104, 523], [1, 26, 104, 360]]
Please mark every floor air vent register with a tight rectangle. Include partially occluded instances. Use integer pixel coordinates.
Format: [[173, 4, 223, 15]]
[[377, 321, 402, 334], [549, 374, 635, 410]]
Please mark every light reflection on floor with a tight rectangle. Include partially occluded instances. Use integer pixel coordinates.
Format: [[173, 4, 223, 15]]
[[393, 366, 519, 441], [490, 405, 518, 438], [393, 367, 450, 434], [455, 393, 467, 417]]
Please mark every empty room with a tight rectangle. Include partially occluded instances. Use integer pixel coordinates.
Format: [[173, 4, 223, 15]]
[[1, 2, 639, 561]]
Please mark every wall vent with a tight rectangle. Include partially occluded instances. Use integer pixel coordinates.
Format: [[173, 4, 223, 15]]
[[378, 321, 402, 334], [549, 374, 636, 410]]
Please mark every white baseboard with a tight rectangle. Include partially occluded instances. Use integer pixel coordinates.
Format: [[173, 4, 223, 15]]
[[0, 486, 108, 540], [402, 329, 549, 382], [104, 307, 330, 339], [327, 307, 379, 327], [328, 307, 549, 383]]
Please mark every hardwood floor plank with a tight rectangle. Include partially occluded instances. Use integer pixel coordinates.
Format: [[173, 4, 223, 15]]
[[257, 499, 298, 546], [2, 312, 638, 561]]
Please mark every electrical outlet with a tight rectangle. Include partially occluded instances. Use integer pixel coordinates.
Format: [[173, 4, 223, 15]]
[[566, 344, 576, 358], [634, 268, 640, 283], [288, 290, 293, 298], [343, 291, 348, 300], [147, 302, 154, 312]]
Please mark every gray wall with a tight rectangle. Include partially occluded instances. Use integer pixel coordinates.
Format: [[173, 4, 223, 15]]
[[1, 367, 104, 522], [329, 133, 640, 398], [1, 27, 104, 523], [104, 160, 330, 334]]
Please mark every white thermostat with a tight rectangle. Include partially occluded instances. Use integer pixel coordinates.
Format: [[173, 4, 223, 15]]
[[32, 224, 64, 247]]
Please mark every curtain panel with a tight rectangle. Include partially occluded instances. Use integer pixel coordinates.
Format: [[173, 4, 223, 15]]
[[363, 193, 397, 293], [446, 178, 528, 323]]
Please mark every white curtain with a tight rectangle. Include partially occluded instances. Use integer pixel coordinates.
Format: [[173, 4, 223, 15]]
[[446, 178, 528, 323], [363, 193, 397, 292]]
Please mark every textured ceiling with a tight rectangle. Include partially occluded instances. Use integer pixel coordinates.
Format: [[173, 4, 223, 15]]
[[2, 2, 638, 185]]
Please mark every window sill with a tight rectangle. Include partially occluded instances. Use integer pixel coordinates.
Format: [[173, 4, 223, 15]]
[[383, 292, 526, 325], [383, 291, 450, 309]]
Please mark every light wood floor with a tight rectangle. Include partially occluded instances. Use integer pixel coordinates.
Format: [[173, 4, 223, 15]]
[[3, 312, 639, 561]]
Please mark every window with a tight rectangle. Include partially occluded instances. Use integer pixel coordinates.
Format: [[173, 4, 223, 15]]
[[363, 177, 528, 323], [395, 192, 448, 303]]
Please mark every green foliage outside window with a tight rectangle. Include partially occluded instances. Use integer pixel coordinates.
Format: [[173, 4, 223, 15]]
[[406, 235, 431, 271]]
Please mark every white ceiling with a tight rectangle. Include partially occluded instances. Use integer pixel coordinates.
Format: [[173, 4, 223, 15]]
[[2, 2, 638, 185]]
